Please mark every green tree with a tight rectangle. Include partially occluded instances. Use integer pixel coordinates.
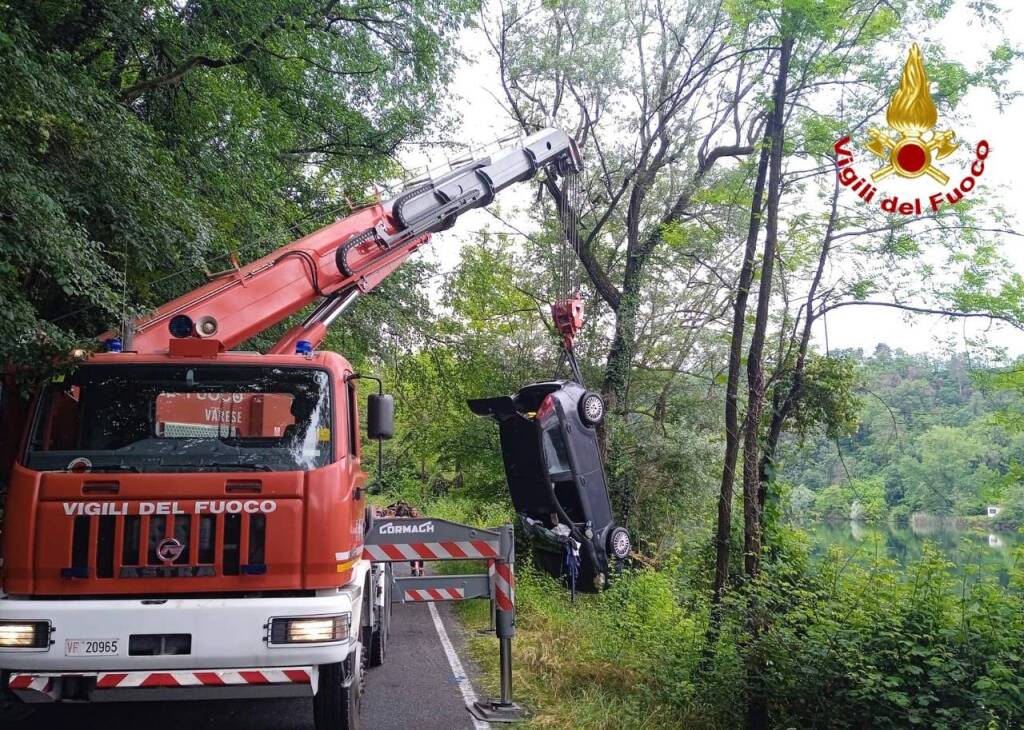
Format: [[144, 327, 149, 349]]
[[815, 484, 852, 521], [848, 476, 886, 522], [899, 425, 994, 515], [0, 0, 474, 370]]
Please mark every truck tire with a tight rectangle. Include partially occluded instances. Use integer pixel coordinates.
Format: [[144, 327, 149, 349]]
[[369, 567, 390, 668], [0, 700, 32, 723], [0, 674, 32, 723], [313, 652, 362, 730]]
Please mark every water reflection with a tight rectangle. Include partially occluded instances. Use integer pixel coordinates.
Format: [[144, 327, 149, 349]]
[[805, 519, 1022, 586]]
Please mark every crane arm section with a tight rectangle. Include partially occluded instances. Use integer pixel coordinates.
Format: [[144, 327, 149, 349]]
[[125, 128, 582, 355]]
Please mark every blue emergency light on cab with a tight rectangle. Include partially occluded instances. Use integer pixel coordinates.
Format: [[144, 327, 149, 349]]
[[296, 340, 314, 356], [168, 314, 194, 338]]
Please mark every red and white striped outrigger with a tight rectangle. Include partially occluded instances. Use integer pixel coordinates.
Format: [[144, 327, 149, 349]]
[[402, 586, 465, 602], [363, 516, 522, 722], [9, 666, 316, 703], [362, 539, 498, 562]]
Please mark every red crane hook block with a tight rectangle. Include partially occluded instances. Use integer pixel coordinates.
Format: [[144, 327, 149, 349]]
[[551, 293, 584, 349]]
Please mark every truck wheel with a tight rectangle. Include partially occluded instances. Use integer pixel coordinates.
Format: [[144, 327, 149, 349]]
[[313, 652, 362, 730], [369, 567, 390, 668], [0, 700, 32, 723]]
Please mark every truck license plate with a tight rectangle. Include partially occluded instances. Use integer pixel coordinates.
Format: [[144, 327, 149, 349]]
[[65, 639, 120, 657]]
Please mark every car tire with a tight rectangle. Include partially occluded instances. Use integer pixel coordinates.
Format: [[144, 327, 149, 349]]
[[608, 526, 632, 560], [578, 391, 605, 426]]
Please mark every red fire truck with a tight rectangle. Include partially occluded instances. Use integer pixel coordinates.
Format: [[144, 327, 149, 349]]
[[0, 129, 582, 727]]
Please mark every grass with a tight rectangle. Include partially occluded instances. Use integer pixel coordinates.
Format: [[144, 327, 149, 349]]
[[455, 568, 704, 729], [395, 494, 708, 729]]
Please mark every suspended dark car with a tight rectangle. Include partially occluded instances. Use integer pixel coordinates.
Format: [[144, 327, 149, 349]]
[[468, 381, 630, 592]]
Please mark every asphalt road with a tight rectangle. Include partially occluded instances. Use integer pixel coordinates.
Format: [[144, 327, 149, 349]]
[[8, 596, 484, 729]]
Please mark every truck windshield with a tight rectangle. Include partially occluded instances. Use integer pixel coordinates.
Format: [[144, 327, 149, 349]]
[[25, 364, 333, 473]]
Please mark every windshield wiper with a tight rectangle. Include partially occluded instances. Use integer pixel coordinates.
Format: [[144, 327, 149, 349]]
[[201, 462, 273, 472]]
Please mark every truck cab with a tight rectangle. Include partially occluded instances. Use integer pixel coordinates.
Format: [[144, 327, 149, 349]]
[[0, 348, 384, 727]]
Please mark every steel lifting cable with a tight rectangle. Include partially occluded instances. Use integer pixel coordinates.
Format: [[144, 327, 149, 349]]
[[569, 172, 581, 295], [556, 171, 576, 303], [554, 170, 585, 385], [555, 170, 576, 297], [565, 174, 572, 297], [557, 173, 568, 303]]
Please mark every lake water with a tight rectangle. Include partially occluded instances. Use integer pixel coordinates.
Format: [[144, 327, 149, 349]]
[[806, 519, 1022, 586]]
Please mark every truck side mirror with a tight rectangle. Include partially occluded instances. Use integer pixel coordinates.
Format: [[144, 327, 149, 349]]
[[367, 394, 394, 440]]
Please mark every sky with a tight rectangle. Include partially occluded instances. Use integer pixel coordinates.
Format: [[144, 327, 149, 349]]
[[403, 0, 1024, 359]]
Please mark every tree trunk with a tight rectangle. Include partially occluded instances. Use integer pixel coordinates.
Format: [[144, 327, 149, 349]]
[[600, 260, 644, 524], [742, 35, 793, 582], [757, 184, 841, 512], [601, 293, 637, 415], [741, 35, 793, 730], [711, 140, 771, 604]]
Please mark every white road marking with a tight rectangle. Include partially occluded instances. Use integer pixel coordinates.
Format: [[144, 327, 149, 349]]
[[428, 601, 489, 730]]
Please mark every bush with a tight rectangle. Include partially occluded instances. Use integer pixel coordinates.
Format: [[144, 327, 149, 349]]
[[460, 528, 1024, 729], [889, 503, 912, 524], [745, 546, 1024, 729]]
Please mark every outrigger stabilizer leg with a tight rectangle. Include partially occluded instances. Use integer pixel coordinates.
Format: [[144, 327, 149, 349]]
[[363, 518, 525, 722], [469, 528, 523, 722]]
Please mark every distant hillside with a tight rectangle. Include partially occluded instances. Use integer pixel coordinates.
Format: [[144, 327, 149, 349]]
[[780, 345, 1024, 526]]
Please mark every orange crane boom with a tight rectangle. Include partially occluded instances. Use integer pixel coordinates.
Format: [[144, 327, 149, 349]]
[[121, 128, 582, 355]]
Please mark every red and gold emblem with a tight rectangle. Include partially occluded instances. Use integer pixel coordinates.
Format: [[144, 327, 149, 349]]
[[866, 43, 958, 184]]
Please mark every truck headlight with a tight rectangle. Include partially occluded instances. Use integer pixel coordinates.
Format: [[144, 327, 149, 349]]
[[269, 614, 350, 645], [0, 621, 51, 649]]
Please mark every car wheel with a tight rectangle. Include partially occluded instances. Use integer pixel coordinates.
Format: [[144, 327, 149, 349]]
[[608, 526, 632, 560], [578, 391, 605, 426]]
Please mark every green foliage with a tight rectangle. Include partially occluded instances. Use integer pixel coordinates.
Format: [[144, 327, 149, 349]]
[[848, 476, 887, 521], [0, 0, 474, 370], [814, 484, 852, 521], [783, 347, 1024, 525], [898, 425, 1000, 515], [746, 545, 1024, 729], [411, 494, 513, 529], [996, 481, 1024, 526], [0, 19, 205, 367], [459, 527, 1024, 729], [786, 353, 863, 441], [459, 560, 712, 729]]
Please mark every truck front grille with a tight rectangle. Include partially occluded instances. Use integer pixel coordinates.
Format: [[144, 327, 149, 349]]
[[66, 512, 267, 580]]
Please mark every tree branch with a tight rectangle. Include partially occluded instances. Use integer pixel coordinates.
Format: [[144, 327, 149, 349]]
[[819, 300, 1024, 331], [120, 51, 255, 100]]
